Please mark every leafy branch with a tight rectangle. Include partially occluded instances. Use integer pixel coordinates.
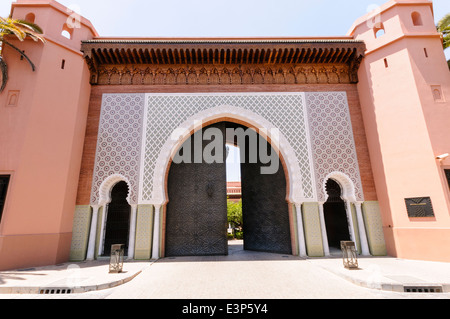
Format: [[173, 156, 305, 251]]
[[0, 16, 45, 92]]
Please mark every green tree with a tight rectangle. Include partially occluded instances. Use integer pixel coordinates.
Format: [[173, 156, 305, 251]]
[[227, 199, 243, 229], [437, 13, 450, 68], [0, 16, 45, 92]]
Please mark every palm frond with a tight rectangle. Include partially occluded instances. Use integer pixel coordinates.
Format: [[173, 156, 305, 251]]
[[0, 17, 45, 43], [2, 40, 35, 71], [14, 19, 43, 34], [0, 16, 44, 93], [0, 23, 26, 40], [437, 13, 450, 50], [437, 13, 450, 33]]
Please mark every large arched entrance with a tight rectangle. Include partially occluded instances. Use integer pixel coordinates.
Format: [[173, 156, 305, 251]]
[[103, 181, 131, 256], [165, 121, 292, 257]]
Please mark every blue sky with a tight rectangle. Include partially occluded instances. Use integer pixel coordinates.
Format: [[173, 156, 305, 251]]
[[227, 145, 241, 182], [1, 1, 448, 58], [2, 0, 449, 181], [1, 0, 449, 38]]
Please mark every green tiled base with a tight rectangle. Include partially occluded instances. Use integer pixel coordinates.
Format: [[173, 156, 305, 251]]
[[69, 205, 92, 261], [302, 202, 324, 257], [134, 205, 154, 260], [362, 201, 387, 256]]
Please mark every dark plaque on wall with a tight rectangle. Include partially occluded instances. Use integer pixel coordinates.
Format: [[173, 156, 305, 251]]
[[405, 197, 434, 218]]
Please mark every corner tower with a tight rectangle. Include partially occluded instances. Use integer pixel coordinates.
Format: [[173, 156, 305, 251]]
[[349, 0, 450, 261], [0, 0, 98, 270]]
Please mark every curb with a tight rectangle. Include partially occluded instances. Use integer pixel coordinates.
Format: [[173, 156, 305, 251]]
[[0, 262, 155, 295], [0, 270, 142, 295], [313, 263, 450, 294]]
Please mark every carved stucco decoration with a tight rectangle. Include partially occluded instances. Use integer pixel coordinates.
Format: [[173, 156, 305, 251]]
[[95, 64, 353, 86], [81, 39, 366, 85]]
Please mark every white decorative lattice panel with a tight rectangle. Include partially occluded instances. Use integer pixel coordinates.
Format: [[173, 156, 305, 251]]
[[141, 93, 315, 202], [306, 92, 364, 202], [90, 94, 145, 205], [90, 92, 365, 206]]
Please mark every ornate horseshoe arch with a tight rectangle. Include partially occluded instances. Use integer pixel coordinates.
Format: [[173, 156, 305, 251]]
[[98, 174, 132, 206], [322, 171, 357, 202], [148, 105, 306, 206]]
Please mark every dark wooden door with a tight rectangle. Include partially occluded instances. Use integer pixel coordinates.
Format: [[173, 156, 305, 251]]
[[165, 123, 228, 256], [240, 134, 292, 254]]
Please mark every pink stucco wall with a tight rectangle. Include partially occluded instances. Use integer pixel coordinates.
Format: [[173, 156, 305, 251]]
[[350, 0, 450, 262], [0, 0, 97, 270]]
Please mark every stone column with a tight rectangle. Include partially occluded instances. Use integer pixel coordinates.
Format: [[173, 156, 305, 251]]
[[294, 203, 307, 257], [354, 202, 370, 256], [127, 204, 138, 260], [318, 202, 330, 256], [97, 204, 107, 257], [86, 205, 100, 261], [345, 200, 358, 246], [151, 205, 161, 260]]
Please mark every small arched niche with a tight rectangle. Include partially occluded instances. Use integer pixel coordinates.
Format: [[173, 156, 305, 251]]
[[25, 13, 35, 24], [411, 11, 423, 26]]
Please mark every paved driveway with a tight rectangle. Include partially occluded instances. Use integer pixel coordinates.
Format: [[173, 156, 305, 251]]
[[2, 241, 450, 300], [82, 241, 449, 299]]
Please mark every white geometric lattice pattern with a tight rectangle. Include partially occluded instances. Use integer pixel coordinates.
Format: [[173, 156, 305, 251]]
[[306, 92, 364, 202], [141, 93, 315, 201], [90, 92, 364, 205], [90, 94, 145, 205]]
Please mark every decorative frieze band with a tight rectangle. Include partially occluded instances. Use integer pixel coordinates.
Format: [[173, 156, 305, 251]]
[[93, 64, 353, 86]]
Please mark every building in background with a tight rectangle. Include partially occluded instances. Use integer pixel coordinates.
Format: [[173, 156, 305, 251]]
[[0, 0, 449, 270], [227, 182, 242, 203]]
